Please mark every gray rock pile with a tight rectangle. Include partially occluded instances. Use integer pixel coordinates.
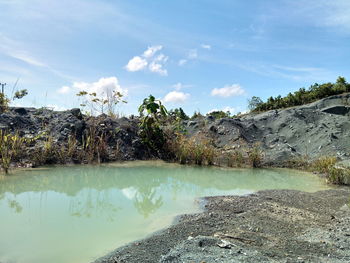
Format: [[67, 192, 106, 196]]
[[184, 93, 350, 165]]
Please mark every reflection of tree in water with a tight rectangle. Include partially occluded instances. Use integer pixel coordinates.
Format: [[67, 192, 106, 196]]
[[69, 189, 121, 221], [169, 179, 183, 201], [7, 199, 23, 213], [133, 188, 163, 218]]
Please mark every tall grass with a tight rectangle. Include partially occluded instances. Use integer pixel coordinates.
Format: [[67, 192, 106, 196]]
[[167, 134, 264, 168], [0, 131, 29, 173], [248, 144, 263, 168], [226, 150, 244, 168], [311, 156, 337, 173], [82, 126, 108, 164], [288, 156, 350, 185], [0, 123, 114, 173], [167, 134, 218, 165]]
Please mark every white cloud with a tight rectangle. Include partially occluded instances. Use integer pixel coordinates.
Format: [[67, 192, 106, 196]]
[[188, 49, 198, 59], [178, 59, 187, 66], [164, 91, 190, 103], [125, 45, 168, 75], [154, 53, 168, 62], [222, 106, 236, 114], [201, 44, 211, 50], [178, 48, 199, 67], [173, 83, 183, 90], [143, 45, 162, 58], [57, 85, 70, 94], [211, 84, 245, 98], [172, 82, 192, 91], [149, 61, 167, 76], [148, 54, 168, 76], [122, 187, 137, 200], [46, 104, 67, 111], [125, 56, 148, 72], [62, 76, 127, 98]]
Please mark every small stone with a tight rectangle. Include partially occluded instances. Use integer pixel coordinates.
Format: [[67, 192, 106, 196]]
[[217, 240, 233, 249]]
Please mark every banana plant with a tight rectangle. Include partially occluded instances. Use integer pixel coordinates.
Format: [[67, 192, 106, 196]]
[[138, 95, 168, 151]]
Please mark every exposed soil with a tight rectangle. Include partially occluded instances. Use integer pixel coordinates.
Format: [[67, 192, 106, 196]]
[[94, 187, 350, 263], [185, 93, 350, 165]]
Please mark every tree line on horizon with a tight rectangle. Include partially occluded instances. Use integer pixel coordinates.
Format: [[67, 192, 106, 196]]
[[248, 76, 350, 112]]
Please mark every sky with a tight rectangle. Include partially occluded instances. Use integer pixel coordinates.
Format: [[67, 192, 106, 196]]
[[1, 0, 350, 115]]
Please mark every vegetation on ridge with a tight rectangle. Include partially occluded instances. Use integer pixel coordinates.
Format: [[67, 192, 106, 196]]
[[248, 76, 350, 112]]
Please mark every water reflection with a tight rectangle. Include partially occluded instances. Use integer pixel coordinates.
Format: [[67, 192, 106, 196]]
[[0, 162, 329, 219], [0, 161, 329, 263], [134, 188, 163, 218], [7, 199, 23, 213], [68, 190, 121, 221]]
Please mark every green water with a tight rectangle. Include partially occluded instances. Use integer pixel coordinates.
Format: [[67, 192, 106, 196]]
[[0, 161, 329, 263]]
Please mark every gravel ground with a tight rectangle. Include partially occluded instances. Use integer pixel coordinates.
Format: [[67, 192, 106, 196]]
[[94, 187, 350, 263]]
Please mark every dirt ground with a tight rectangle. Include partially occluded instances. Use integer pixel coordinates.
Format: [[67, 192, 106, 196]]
[[94, 187, 350, 263]]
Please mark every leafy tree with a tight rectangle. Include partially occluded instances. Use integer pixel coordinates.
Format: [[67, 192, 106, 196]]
[[13, 89, 28, 100], [248, 96, 263, 111], [0, 85, 28, 113], [169, 107, 189, 120], [190, 111, 204, 120], [0, 93, 10, 113], [138, 95, 168, 152]]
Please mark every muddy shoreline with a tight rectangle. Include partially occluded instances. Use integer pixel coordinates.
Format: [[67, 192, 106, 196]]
[[94, 187, 350, 263]]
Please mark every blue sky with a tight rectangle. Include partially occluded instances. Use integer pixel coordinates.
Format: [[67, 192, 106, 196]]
[[1, 0, 350, 115]]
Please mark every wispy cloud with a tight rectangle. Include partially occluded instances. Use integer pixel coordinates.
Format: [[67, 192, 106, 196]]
[[211, 84, 245, 98], [200, 44, 211, 50], [178, 59, 187, 66], [178, 48, 199, 66], [57, 86, 70, 94], [172, 83, 192, 90], [278, 0, 350, 33], [238, 62, 335, 82], [0, 34, 73, 80]]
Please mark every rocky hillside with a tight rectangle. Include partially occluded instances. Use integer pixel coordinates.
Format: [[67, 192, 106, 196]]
[[0, 107, 152, 166], [0, 93, 349, 168], [184, 93, 350, 165]]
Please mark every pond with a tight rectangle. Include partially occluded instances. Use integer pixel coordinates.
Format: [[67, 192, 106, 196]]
[[0, 161, 329, 263]]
